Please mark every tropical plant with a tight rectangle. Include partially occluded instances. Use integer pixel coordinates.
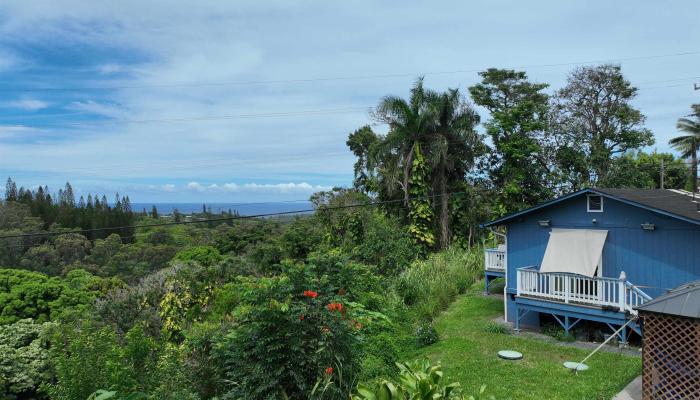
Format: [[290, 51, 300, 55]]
[[373, 78, 437, 207], [215, 270, 360, 400], [424, 88, 482, 249], [669, 104, 700, 193], [352, 359, 492, 400]]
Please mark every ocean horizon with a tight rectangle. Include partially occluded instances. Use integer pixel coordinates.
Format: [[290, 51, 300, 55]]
[[131, 201, 315, 216]]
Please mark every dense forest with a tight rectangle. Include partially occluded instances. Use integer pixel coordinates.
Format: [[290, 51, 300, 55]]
[[1, 65, 699, 400]]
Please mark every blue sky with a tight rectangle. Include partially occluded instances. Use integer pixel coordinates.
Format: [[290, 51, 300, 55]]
[[0, 1, 698, 202]]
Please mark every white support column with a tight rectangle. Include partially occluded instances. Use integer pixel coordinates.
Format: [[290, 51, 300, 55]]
[[618, 271, 627, 312]]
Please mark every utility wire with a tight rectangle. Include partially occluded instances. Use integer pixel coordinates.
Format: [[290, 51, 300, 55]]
[[0, 51, 698, 93], [0, 191, 466, 240]]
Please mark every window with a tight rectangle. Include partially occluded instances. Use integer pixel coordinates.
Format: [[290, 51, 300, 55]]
[[587, 195, 603, 212]]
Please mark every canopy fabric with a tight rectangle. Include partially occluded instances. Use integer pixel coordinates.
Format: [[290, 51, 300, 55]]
[[539, 228, 608, 277]]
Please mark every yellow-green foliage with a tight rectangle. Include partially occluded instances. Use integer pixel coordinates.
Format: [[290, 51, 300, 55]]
[[395, 247, 483, 321], [159, 278, 213, 342]]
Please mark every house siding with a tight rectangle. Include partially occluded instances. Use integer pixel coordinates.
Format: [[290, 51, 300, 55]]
[[504, 193, 700, 323]]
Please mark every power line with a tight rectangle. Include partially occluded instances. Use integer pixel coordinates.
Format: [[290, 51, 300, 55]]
[[1, 51, 698, 93], [16, 107, 372, 128], [0, 191, 466, 240]]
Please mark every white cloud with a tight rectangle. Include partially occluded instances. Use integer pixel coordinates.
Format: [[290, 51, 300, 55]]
[[67, 101, 125, 118], [8, 99, 50, 111], [0, 125, 38, 138], [186, 182, 205, 192], [0, 49, 22, 72], [97, 63, 124, 74], [183, 181, 330, 194], [0, 0, 696, 200]]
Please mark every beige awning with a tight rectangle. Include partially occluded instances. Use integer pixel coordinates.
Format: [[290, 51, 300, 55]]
[[539, 228, 608, 277]]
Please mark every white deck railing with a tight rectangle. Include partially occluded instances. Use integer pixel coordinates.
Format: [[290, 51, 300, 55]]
[[516, 266, 651, 315], [485, 248, 506, 271]]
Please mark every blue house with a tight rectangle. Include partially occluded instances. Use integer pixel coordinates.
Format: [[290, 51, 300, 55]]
[[481, 188, 700, 342]]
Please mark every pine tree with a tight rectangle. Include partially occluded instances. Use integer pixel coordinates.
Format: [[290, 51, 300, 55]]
[[151, 205, 159, 219], [62, 182, 76, 207], [5, 177, 17, 201]]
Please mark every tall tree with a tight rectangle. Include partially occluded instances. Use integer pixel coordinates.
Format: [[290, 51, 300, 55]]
[[669, 104, 700, 193], [5, 177, 18, 201], [346, 125, 381, 193], [469, 68, 553, 214], [550, 64, 654, 186], [424, 88, 481, 248], [373, 78, 437, 206]]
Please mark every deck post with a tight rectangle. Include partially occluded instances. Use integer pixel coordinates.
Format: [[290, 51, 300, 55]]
[[618, 325, 628, 347], [618, 272, 627, 312], [514, 305, 520, 332]]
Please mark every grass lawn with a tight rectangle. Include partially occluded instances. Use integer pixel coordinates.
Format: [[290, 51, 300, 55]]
[[405, 291, 641, 400]]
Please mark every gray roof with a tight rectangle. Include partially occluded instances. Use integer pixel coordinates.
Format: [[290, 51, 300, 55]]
[[482, 188, 700, 228], [636, 281, 700, 319], [596, 188, 700, 224]]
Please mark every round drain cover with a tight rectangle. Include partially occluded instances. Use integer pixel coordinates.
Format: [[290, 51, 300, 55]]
[[563, 362, 589, 371], [497, 350, 523, 360]]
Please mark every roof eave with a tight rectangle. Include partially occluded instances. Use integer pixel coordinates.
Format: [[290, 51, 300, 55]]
[[481, 188, 700, 228]]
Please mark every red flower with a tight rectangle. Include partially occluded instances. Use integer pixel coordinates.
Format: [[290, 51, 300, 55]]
[[299, 315, 305, 321], [303, 290, 318, 298], [324, 367, 333, 376], [327, 302, 344, 313]]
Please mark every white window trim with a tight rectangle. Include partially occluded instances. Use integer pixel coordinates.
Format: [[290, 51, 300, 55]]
[[587, 194, 604, 213]]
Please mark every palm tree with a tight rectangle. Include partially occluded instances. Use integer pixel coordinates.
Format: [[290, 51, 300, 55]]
[[425, 89, 481, 248], [669, 104, 700, 193], [373, 78, 436, 206]]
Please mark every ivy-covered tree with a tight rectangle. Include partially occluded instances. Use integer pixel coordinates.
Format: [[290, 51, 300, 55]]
[[407, 145, 435, 253]]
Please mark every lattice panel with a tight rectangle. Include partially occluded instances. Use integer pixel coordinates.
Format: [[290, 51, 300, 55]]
[[642, 313, 700, 400]]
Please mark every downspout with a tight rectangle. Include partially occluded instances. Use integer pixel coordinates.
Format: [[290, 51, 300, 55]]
[[489, 227, 508, 321]]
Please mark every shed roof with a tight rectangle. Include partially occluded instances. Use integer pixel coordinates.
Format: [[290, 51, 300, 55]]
[[636, 281, 700, 319], [481, 188, 700, 228]]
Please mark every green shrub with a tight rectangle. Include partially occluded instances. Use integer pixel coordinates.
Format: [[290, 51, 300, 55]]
[[215, 272, 359, 400], [172, 246, 223, 267], [415, 322, 439, 346], [541, 324, 576, 342], [44, 323, 198, 400], [0, 319, 55, 399], [0, 268, 103, 324], [395, 247, 483, 320], [483, 322, 509, 335]]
